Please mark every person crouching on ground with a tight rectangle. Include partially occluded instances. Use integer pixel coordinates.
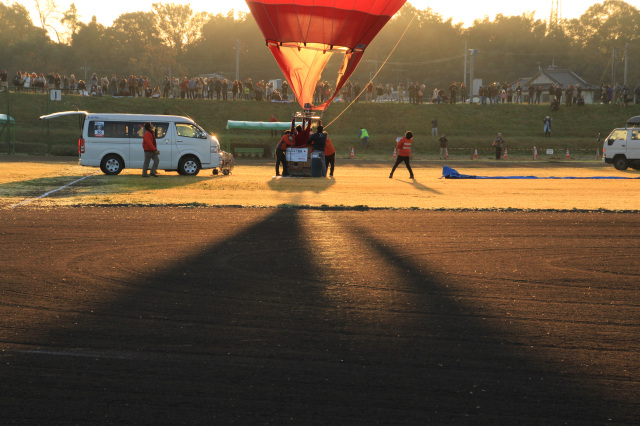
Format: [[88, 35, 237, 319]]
[[389, 131, 414, 179], [142, 122, 160, 177], [308, 124, 327, 177], [275, 130, 292, 176]]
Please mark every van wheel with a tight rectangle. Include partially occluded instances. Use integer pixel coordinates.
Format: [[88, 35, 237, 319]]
[[613, 156, 628, 170], [179, 156, 201, 176], [100, 154, 124, 175]]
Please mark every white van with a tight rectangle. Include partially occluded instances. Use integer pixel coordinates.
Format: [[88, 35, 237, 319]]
[[40, 111, 234, 176], [603, 115, 640, 170]]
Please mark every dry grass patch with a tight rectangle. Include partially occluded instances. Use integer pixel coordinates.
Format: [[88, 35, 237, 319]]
[[1, 158, 639, 210]]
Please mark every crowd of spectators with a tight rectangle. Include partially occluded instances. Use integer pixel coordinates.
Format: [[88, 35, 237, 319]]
[[2, 68, 639, 106], [1, 69, 287, 101]]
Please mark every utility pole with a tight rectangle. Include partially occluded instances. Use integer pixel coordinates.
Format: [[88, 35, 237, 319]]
[[624, 43, 629, 86], [469, 49, 478, 104], [612, 48, 616, 85], [236, 39, 240, 82], [463, 41, 467, 89]]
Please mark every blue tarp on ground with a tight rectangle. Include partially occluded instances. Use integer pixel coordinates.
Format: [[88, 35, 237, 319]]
[[441, 166, 640, 179]]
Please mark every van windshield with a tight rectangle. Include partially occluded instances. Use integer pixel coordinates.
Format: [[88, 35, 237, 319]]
[[176, 123, 207, 139], [607, 129, 628, 145]]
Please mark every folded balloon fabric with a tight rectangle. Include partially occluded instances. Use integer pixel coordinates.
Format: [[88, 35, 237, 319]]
[[441, 165, 640, 179]]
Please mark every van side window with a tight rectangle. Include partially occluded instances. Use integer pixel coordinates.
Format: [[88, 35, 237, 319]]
[[88, 121, 128, 138], [608, 130, 628, 145], [176, 123, 206, 139], [131, 122, 169, 139], [632, 130, 640, 140]]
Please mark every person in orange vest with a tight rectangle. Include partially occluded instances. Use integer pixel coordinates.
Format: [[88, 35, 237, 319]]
[[275, 130, 293, 176], [389, 131, 414, 179], [325, 137, 336, 177]]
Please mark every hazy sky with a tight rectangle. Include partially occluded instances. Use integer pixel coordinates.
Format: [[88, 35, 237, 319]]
[[23, 0, 640, 29]]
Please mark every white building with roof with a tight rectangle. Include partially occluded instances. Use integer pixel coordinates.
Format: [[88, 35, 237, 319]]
[[519, 66, 598, 104]]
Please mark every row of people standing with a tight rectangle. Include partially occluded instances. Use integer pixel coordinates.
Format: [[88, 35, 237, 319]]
[[598, 82, 637, 106]]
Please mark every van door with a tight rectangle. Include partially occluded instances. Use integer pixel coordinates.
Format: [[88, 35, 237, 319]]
[[628, 129, 640, 160], [129, 122, 172, 169], [175, 122, 211, 165]]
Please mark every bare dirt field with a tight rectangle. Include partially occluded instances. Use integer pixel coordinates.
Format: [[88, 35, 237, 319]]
[[1, 158, 639, 424]]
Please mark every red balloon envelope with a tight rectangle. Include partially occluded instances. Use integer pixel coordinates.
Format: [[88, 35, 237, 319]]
[[246, 0, 406, 110]]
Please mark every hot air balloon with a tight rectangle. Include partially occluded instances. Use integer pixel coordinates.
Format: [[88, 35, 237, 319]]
[[246, 0, 407, 111]]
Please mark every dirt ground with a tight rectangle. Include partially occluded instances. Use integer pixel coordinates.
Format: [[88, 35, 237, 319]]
[[1, 207, 639, 424]]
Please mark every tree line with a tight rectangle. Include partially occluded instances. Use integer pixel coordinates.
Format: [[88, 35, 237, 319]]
[[1, 0, 639, 89]]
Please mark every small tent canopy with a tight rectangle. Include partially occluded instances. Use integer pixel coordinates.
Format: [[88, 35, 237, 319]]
[[226, 120, 292, 130], [0, 114, 15, 124], [1, 114, 16, 151]]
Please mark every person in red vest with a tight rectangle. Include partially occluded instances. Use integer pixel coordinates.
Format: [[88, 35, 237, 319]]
[[293, 118, 312, 147], [325, 137, 336, 177], [275, 130, 293, 176], [142, 122, 159, 177], [389, 131, 414, 179]]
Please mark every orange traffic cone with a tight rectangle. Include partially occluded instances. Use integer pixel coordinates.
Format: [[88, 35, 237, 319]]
[[393, 148, 397, 158], [596, 148, 601, 160], [503, 147, 508, 159], [473, 148, 478, 159], [533, 146, 538, 160], [565, 148, 570, 159], [350, 147, 355, 158]]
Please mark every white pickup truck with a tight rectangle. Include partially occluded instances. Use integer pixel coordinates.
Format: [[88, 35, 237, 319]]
[[603, 116, 640, 170]]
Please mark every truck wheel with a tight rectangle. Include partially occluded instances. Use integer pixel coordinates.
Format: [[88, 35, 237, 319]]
[[179, 156, 201, 176], [613, 156, 628, 171], [100, 154, 124, 175]]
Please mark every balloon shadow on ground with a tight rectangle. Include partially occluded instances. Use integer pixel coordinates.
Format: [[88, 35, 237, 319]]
[[0, 208, 632, 424]]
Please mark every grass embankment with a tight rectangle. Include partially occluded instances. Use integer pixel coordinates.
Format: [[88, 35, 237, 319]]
[[2, 91, 639, 159]]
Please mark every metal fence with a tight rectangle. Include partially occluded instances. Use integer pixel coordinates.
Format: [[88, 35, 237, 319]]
[[1, 87, 94, 156]]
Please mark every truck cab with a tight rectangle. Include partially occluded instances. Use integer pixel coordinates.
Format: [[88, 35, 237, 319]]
[[603, 116, 640, 170]]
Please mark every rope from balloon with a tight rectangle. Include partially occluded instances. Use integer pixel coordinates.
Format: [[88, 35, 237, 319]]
[[324, 13, 416, 130]]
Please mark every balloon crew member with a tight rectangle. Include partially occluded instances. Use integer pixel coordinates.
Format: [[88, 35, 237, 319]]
[[275, 130, 293, 176], [359, 127, 369, 147], [308, 124, 327, 177], [325, 137, 336, 177], [142, 122, 160, 177], [293, 117, 312, 147], [389, 131, 414, 179]]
